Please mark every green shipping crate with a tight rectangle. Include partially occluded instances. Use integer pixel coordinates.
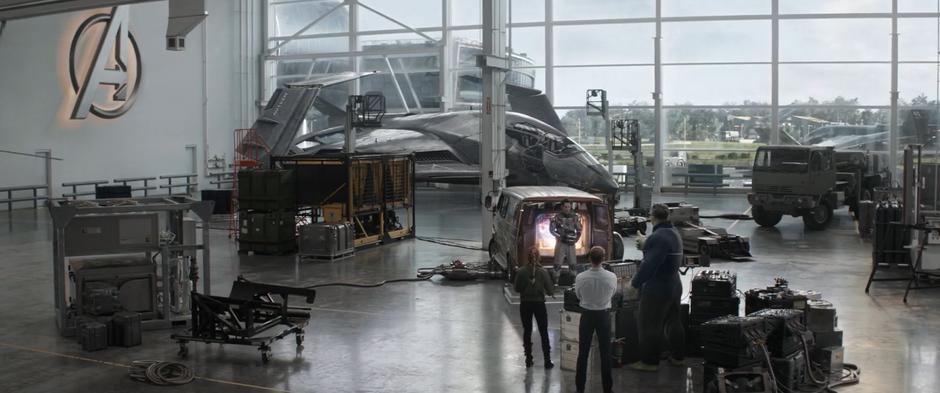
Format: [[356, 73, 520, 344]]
[[239, 211, 296, 244], [237, 170, 296, 211]]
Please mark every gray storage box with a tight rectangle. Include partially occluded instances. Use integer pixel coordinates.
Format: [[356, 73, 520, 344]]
[[299, 223, 355, 261], [111, 311, 142, 347], [80, 322, 108, 352], [814, 328, 843, 348], [805, 300, 838, 332], [813, 346, 844, 382]]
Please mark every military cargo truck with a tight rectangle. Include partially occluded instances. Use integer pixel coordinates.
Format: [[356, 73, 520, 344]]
[[748, 146, 883, 230]]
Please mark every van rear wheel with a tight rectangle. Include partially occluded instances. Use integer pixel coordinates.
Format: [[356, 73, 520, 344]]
[[611, 233, 625, 262], [488, 240, 508, 279], [488, 239, 498, 262]]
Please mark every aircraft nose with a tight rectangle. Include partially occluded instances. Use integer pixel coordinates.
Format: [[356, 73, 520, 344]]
[[592, 164, 621, 194]]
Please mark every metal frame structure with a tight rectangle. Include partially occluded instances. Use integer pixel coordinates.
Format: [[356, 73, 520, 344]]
[[171, 276, 316, 363], [47, 196, 214, 336], [264, 0, 940, 190], [271, 153, 416, 248]]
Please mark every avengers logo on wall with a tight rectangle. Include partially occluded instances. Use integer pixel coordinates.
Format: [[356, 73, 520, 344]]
[[69, 6, 142, 120]]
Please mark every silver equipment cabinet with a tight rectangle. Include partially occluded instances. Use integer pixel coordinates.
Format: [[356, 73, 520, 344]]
[[48, 196, 214, 336]]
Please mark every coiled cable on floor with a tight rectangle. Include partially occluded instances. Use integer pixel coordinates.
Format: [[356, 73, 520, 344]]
[[129, 360, 194, 386]]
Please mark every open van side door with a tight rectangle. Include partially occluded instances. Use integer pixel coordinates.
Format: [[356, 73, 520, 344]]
[[592, 203, 612, 259], [519, 203, 538, 265]]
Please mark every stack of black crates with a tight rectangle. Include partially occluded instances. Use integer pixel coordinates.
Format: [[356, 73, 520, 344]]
[[688, 270, 739, 356], [873, 200, 910, 265], [699, 315, 772, 391], [700, 278, 847, 392], [749, 308, 809, 391], [805, 300, 844, 383], [237, 169, 297, 254], [744, 280, 809, 315], [73, 311, 143, 352]]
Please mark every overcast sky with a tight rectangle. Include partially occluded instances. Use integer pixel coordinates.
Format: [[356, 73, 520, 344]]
[[273, 0, 940, 106]]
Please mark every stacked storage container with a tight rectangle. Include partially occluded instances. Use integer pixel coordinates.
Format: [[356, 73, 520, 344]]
[[748, 308, 808, 390], [298, 222, 355, 261], [238, 170, 297, 254], [688, 270, 740, 356], [699, 315, 772, 390]]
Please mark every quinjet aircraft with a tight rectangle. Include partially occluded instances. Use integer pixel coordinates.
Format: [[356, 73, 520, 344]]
[[245, 71, 620, 195]]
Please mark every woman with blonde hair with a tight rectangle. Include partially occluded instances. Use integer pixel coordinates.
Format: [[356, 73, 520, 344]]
[[513, 246, 555, 368]]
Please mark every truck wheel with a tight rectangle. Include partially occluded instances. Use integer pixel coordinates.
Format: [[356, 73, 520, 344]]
[[752, 206, 783, 227], [698, 241, 711, 257], [803, 202, 833, 230]]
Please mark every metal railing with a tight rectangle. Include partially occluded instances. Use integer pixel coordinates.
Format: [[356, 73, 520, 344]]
[[159, 174, 198, 196], [113, 176, 158, 196], [56, 174, 200, 202], [670, 173, 731, 195], [61, 180, 109, 199], [0, 184, 50, 210], [207, 172, 234, 189]]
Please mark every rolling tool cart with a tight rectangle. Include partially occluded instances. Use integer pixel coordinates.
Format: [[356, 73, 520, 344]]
[[172, 276, 317, 363]]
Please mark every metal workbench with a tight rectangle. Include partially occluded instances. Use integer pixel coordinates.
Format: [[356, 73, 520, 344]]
[[47, 196, 214, 336]]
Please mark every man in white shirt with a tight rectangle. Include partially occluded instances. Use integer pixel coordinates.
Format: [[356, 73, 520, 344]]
[[574, 246, 617, 393]]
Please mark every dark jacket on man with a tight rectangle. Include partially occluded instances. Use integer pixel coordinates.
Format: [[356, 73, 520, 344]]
[[514, 264, 555, 302], [631, 222, 683, 299]]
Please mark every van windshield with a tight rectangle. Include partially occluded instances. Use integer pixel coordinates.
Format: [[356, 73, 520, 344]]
[[754, 149, 809, 173]]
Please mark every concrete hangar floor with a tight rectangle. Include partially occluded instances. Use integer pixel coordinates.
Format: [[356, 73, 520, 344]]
[[0, 187, 937, 393]]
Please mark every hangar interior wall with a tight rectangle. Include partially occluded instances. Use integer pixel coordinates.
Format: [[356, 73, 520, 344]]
[[0, 0, 262, 203]]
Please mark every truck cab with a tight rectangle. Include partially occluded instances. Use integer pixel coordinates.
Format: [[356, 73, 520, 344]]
[[748, 146, 880, 230], [487, 187, 618, 278]]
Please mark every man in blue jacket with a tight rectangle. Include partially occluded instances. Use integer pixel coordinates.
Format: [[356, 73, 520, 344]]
[[628, 204, 685, 371]]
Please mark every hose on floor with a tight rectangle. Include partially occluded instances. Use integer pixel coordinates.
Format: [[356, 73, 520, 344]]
[[304, 275, 433, 289], [415, 236, 486, 251], [303, 260, 499, 289], [129, 360, 194, 386], [699, 214, 753, 220]]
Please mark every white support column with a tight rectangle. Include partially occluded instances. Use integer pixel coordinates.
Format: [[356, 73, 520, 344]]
[[439, 0, 452, 112], [890, 0, 900, 182], [384, 56, 411, 112], [605, 104, 613, 174], [480, 0, 508, 247], [349, 0, 360, 96], [345, 100, 356, 153], [544, 0, 553, 103], [770, 0, 780, 145], [653, 0, 663, 191]]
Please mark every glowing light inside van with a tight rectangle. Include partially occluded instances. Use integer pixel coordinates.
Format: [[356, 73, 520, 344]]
[[535, 212, 590, 257]]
